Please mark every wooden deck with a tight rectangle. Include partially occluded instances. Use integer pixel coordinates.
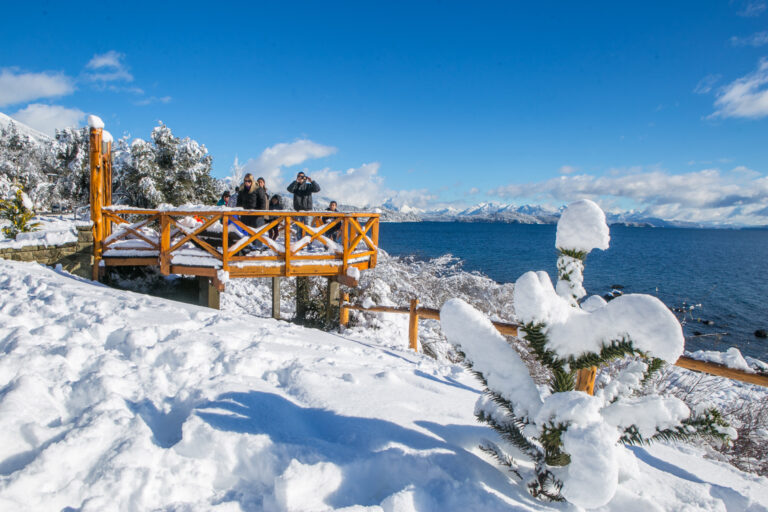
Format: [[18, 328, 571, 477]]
[[98, 208, 379, 282]]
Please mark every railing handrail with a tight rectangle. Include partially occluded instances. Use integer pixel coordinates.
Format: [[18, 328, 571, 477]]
[[340, 298, 768, 389], [99, 209, 380, 278]]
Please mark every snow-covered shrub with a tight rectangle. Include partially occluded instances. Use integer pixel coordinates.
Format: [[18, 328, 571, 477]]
[[350, 251, 516, 361], [0, 184, 40, 239], [440, 199, 733, 507]]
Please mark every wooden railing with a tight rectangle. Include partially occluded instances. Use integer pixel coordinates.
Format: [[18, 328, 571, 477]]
[[99, 208, 379, 279], [340, 296, 768, 390]]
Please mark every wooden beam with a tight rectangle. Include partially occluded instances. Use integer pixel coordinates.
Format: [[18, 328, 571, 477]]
[[675, 356, 768, 387], [575, 367, 597, 395]]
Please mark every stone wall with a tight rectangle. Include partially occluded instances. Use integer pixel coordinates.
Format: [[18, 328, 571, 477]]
[[0, 225, 93, 279]]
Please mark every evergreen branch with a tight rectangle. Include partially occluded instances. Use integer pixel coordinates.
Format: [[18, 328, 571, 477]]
[[620, 408, 733, 446], [478, 441, 522, 480]]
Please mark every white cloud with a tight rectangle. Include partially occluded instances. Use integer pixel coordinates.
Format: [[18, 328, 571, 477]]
[[730, 31, 768, 47], [693, 74, 721, 94], [135, 96, 172, 106], [242, 139, 337, 192], [0, 68, 75, 107], [710, 59, 768, 119], [559, 165, 577, 175], [86, 50, 123, 69], [11, 103, 85, 136], [736, 0, 766, 17], [84, 51, 133, 83], [488, 166, 768, 225], [313, 163, 385, 207]]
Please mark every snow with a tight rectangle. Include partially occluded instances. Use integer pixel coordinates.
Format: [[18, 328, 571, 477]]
[[0, 215, 84, 249], [514, 271, 685, 363], [440, 298, 542, 417], [347, 266, 361, 280], [1, 259, 767, 510], [87, 115, 104, 129], [687, 347, 753, 372], [102, 129, 113, 144], [555, 199, 610, 253]]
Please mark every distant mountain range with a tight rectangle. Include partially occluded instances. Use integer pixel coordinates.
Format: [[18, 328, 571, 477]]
[[363, 201, 763, 229]]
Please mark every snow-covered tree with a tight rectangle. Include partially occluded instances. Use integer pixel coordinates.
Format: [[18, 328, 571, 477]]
[[0, 121, 57, 209], [113, 123, 221, 208], [440, 199, 734, 507], [51, 126, 90, 208]]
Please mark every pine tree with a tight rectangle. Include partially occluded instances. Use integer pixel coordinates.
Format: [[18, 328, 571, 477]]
[[440, 199, 734, 507]]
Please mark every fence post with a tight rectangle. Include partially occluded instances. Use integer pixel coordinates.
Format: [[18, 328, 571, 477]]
[[272, 277, 281, 320], [340, 292, 350, 327], [575, 367, 597, 395], [159, 214, 171, 275], [89, 126, 103, 281], [409, 298, 419, 351]]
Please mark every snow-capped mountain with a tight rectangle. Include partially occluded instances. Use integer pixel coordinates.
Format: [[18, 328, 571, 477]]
[[0, 111, 51, 144]]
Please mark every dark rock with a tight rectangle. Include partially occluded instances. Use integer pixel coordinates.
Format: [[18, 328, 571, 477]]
[[699, 319, 714, 325], [603, 294, 615, 302], [755, 329, 768, 339], [693, 331, 703, 336], [611, 284, 624, 290]]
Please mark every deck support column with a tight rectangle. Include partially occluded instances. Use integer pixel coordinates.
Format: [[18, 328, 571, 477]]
[[326, 278, 340, 325], [296, 276, 310, 322], [198, 276, 220, 310], [272, 277, 281, 320]]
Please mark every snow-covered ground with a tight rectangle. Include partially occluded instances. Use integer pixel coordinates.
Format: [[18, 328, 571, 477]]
[[0, 214, 89, 249], [1, 259, 767, 511]]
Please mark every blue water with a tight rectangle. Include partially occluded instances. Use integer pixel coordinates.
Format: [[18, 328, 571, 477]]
[[379, 222, 768, 361]]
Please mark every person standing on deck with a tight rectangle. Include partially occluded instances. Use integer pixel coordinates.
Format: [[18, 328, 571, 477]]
[[268, 194, 284, 240], [287, 171, 320, 238], [237, 173, 259, 227]]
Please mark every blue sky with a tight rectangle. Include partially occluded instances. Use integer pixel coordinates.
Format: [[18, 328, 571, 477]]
[[2, 1, 768, 224]]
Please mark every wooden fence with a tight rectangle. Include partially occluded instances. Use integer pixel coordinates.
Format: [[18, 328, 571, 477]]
[[339, 296, 768, 392], [98, 208, 379, 280]]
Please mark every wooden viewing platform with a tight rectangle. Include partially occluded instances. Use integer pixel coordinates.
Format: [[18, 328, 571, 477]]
[[88, 123, 379, 295]]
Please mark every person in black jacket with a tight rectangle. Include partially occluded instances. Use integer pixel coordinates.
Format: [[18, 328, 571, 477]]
[[236, 174, 268, 228], [287, 171, 320, 238], [322, 200, 341, 242]]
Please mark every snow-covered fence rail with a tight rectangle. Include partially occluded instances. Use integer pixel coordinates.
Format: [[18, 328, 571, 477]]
[[98, 207, 379, 281], [340, 297, 768, 389]]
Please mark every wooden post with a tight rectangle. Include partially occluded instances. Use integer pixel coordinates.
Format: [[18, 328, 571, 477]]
[[296, 276, 310, 322], [327, 278, 340, 325], [102, 141, 112, 239], [370, 216, 379, 267], [160, 213, 171, 275], [285, 216, 292, 275], [272, 277, 281, 320], [408, 298, 419, 351], [341, 217, 349, 275], [340, 292, 350, 328], [89, 127, 103, 281], [221, 214, 229, 271], [575, 367, 597, 395], [198, 277, 220, 309]]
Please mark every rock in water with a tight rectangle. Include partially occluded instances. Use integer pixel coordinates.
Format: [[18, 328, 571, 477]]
[[755, 329, 767, 339]]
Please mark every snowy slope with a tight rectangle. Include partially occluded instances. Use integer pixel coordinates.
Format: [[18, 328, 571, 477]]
[[0, 260, 766, 511], [0, 111, 51, 144]]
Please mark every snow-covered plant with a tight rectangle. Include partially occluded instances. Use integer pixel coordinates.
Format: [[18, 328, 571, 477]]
[[0, 184, 40, 239], [112, 123, 222, 208], [440, 199, 734, 507]]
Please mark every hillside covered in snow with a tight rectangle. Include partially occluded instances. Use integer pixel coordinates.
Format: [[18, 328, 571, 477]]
[[1, 259, 767, 510]]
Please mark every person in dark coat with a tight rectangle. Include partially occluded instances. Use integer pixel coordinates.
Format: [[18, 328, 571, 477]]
[[287, 171, 320, 238], [216, 191, 230, 206], [236, 174, 268, 228], [268, 194, 284, 240]]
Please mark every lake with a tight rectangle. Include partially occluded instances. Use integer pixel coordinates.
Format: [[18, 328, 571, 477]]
[[378, 222, 768, 361]]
